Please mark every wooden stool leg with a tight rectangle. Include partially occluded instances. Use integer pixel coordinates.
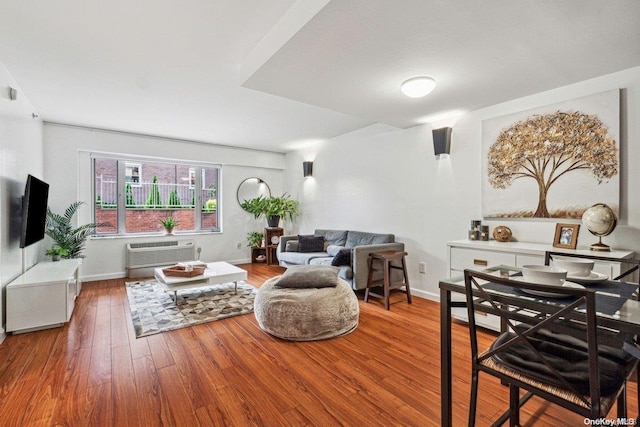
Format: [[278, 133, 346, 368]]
[[383, 259, 391, 310], [402, 256, 412, 304], [364, 256, 374, 303]]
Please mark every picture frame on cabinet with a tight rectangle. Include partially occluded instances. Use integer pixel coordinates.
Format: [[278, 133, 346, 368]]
[[553, 223, 580, 249]]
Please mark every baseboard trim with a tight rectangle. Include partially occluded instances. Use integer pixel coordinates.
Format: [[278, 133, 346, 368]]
[[82, 272, 128, 282], [410, 288, 439, 301], [80, 258, 252, 283]]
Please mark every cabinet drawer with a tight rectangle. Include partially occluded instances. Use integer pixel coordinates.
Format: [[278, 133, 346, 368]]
[[450, 247, 515, 271]]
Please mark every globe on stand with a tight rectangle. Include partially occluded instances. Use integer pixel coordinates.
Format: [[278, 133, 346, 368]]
[[581, 203, 617, 251]]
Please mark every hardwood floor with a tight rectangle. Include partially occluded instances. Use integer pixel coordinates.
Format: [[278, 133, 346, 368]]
[[0, 263, 636, 426]]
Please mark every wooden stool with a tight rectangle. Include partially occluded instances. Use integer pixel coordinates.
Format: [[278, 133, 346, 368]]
[[364, 251, 411, 310]]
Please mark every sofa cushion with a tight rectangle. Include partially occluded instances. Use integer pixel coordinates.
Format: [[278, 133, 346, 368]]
[[315, 229, 348, 246], [309, 258, 353, 281], [346, 231, 394, 248], [309, 257, 334, 266], [326, 245, 346, 257], [298, 235, 325, 253], [279, 251, 328, 265], [275, 265, 339, 288], [331, 248, 352, 267], [339, 266, 354, 281]]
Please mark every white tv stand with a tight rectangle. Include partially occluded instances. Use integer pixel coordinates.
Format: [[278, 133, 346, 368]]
[[6, 259, 81, 333]]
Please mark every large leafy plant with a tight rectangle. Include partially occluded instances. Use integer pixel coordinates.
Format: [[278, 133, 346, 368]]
[[45, 202, 108, 259], [240, 194, 299, 222]]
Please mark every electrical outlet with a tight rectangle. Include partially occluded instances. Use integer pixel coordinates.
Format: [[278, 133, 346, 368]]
[[419, 262, 426, 274], [236, 242, 242, 250]]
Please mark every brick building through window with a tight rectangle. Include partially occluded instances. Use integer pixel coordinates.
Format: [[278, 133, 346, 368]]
[[93, 156, 219, 235]]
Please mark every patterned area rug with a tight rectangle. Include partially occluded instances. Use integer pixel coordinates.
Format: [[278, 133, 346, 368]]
[[125, 280, 257, 338]]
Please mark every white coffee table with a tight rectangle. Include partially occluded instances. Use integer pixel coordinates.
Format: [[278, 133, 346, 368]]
[[154, 261, 248, 302]]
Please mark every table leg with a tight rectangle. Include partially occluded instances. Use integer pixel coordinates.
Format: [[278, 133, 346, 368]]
[[234, 281, 238, 294], [440, 288, 452, 427]]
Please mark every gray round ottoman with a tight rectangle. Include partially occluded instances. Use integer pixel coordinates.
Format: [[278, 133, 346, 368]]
[[254, 276, 359, 341]]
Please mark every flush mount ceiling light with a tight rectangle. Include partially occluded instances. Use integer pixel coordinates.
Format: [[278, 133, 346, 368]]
[[401, 77, 436, 98]]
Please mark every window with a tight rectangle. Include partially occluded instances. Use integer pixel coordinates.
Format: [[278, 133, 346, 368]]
[[125, 163, 141, 186], [93, 155, 220, 235]]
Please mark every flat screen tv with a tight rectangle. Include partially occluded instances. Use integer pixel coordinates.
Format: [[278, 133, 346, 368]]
[[19, 174, 50, 248]]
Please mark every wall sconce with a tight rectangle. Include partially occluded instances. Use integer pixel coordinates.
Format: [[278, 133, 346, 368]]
[[303, 161, 313, 177], [432, 127, 452, 159]]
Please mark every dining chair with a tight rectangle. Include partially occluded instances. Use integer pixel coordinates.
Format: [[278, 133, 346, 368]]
[[463, 268, 638, 427], [545, 251, 640, 420]]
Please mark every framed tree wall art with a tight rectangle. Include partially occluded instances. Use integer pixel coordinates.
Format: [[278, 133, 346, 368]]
[[481, 89, 620, 219]]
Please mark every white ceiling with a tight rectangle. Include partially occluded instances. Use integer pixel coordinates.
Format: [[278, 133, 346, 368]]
[[2, 0, 639, 153]]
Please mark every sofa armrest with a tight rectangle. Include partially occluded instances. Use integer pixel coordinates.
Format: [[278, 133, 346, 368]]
[[276, 235, 298, 257], [351, 242, 405, 290]]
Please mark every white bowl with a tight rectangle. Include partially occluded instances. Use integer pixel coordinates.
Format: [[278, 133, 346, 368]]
[[521, 265, 567, 286], [551, 257, 594, 278]]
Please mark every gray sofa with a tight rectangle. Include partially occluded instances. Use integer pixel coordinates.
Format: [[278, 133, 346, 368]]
[[276, 229, 404, 290]]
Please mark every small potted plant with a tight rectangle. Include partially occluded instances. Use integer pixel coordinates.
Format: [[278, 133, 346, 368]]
[[46, 246, 69, 261], [247, 231, 264, 248], [160, 216, 178, 234]]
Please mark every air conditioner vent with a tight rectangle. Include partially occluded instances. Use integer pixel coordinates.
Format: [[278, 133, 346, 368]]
[[126, 240, 196, 277]]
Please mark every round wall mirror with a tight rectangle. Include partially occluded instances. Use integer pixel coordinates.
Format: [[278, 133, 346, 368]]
[[237, 177, 271, 209]]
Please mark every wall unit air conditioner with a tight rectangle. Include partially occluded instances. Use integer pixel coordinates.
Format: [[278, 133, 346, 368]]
[[126, 240, 196, 278]]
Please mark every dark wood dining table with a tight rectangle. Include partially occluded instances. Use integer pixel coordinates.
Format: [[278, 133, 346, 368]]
[[439, 265, 640, 427]]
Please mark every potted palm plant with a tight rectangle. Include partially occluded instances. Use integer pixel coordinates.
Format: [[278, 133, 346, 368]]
[[45, 201, 109, 259], [240, 194, 299, 227]]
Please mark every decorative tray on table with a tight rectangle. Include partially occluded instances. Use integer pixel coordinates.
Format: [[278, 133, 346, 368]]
[[162, 265, 206, 277]]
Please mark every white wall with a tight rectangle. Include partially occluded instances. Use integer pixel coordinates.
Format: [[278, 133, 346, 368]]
[[285, 66, 640, 300], [0, 63, 44, 337], [43, 124, 286, 280]]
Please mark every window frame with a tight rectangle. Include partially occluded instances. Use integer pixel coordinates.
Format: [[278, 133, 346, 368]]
[[91, 153, 221, 236]]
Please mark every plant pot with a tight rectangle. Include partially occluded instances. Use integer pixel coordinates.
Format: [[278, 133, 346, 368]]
[[165, 227, 174, 235], [267, 215, 280, 228], [52, 255, 60, 262]]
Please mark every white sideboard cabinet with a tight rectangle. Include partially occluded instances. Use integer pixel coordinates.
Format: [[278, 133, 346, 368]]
[[6, 259, 81, 333], [446, 239, 635, 330], [447, 239, 635, 278]]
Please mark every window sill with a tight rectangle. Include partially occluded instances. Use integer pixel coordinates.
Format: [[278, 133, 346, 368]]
[[90, 230, 222, 240]]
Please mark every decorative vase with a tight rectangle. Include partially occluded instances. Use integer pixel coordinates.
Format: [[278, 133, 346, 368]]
[[492, 226, 512, 242], [267, 215, 280, 228]]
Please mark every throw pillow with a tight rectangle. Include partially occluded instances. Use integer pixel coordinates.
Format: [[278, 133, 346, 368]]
[[331, 248, 352, 266], [285, 240, 299, 252], [298, 235, 325, 253], [275, 265, 339, 288]]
